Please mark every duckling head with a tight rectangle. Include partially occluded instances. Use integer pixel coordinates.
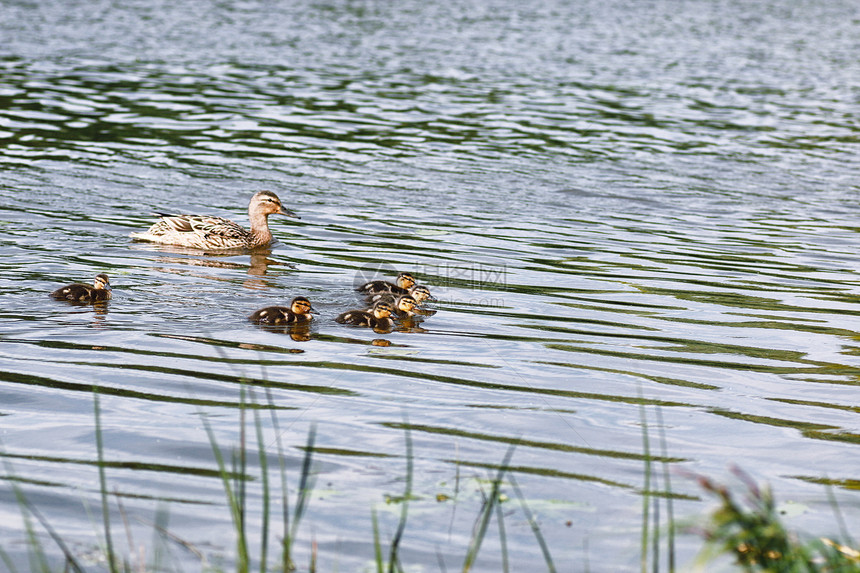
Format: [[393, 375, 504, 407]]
[[395, 272, 416, 290], [290, 296, 318, 317], [93, 273, 111, 291], [409, 285, 433, 303], [372, 301, 395, 319], [251, 190, 299, 219], [395, 295, 418, 314]]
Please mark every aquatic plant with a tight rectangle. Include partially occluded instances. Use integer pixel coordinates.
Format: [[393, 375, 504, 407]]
[[695, 468, 860, 572], [2, 394, 857, 572]]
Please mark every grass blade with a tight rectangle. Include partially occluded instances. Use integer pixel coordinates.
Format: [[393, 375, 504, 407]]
[[508, 473, 556, 573], [93, 390, 119, 573], [199, 410, 249, 571], [638, 391, 651, 573], [372, 508, 384, 573], [655, 407, 675, 573], [0, 547, 20, 573], [286, 424, 317, 565], [494, 495, 509, 573], [263, 388, 291, 573], [462, 444, 516, 573], [27, 498, 85, 573], [387, 425, 412, 573], [250, 390, 270, 573]]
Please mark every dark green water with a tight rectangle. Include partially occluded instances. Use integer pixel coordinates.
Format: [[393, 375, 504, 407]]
[[1, 0, 859, 570]]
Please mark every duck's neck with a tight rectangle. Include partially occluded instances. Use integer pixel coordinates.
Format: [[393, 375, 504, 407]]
[[248, 210, 273, 247]]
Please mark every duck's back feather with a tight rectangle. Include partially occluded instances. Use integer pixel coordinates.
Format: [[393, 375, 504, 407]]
[[357, 280, 408, 295], [249, 306, 305, 325], [131, 214, 254, 249]]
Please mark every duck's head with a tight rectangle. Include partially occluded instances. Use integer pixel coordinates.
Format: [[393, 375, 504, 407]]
[[409, 285, 434, 303], [290, 296, 318, 317], [395, 272, 416, 290], [395, 295, 418, 314], [251, 190, 300, 219], [372, 301, 395, 319], [93, 273, 111, 291]]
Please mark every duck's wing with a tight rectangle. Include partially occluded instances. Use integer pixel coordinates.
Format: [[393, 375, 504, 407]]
[[357, 280, 397, 294], [51, 283, 93, 301], [365, 292, 397, 304], [156, 214, 248, 237], [336, 310, 372, 325], [250, 306, 291, 324]]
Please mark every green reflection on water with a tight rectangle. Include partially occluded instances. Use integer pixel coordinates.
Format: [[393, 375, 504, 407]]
[[384, 422, 688, 463]]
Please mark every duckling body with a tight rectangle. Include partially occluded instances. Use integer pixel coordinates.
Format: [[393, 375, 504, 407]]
[[367, 285, 433, 306], [356, 272, 416, 295], [131, 191, 298, 250], [249, 296, 317, 325], [336, 301, 396, 330], [50, 273, 112, 302]]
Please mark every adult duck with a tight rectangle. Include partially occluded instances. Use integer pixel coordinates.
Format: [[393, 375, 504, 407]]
[[131, 191, 298, 250]]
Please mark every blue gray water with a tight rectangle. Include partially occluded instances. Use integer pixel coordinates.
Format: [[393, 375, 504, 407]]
[[1, 0, 859, 570]]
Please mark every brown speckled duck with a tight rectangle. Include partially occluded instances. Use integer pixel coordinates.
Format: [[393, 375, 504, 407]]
[[50, 273, 112, 302], [356, 272, 416, 295], [130, 191, 298, 250], [336, 301, 396, 330], [249, 296, 317, 325]]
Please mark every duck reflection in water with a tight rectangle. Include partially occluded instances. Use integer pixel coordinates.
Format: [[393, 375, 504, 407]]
[[144, 247, 294, 290]]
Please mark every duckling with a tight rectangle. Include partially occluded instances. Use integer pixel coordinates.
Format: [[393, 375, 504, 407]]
[[336, 301, 396, 330], [391, 294, 419, 318], [249, 296, 317, 325], [366, 294, 418, 318], [408, 285, 434, 304], [356, 272, 415, 295], [367, 284, 434, 306], [50, 273, 112, 302], [130, 191, 299, 250]]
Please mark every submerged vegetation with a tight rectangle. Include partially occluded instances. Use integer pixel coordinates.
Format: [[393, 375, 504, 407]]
[[0, 392, 857, 572]]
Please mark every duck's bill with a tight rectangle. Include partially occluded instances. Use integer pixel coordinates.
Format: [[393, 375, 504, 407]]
[[279, 208, 300, 219]]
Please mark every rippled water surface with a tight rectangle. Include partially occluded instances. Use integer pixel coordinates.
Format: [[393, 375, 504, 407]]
[[1, 0, 859, 570]]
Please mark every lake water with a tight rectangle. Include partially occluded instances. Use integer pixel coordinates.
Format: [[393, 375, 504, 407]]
[[1, 0, 859, 571]]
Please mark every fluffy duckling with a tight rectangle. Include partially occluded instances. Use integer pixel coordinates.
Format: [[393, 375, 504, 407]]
[[408, 285, 434, 304], [356, 272, 416, 295], [50, 273, 112, 302], [131, 191, 299, 250], [365, 294, 418, 318], [249, 296, 317, 325], [367, 284, 434, 306], [390, 294, 418, 318], [336, 301, 396, 330]]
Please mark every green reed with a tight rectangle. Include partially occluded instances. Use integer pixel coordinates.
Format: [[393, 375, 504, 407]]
[[638, 396, 678, 573], [2, 391, 858, 572]]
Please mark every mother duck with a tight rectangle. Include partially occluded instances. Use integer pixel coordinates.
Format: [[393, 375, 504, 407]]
[[130, 191, 298, 250]]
